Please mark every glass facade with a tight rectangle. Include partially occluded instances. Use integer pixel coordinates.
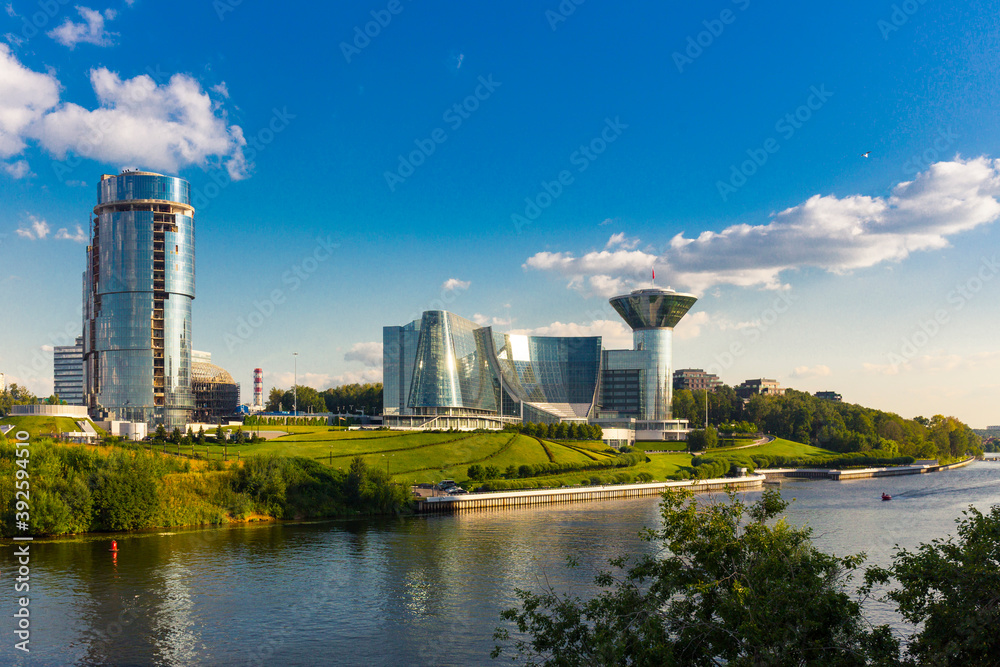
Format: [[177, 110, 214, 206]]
[[633, 328, 674, 421], [605, 288, 698, 422], [408, 311, 498, 413], [490, 333, 601, 407], [381, 292, 697, 432], [383, 318, 421, 416], [53, 336, 84, 405], [84, 171, 195, 428]]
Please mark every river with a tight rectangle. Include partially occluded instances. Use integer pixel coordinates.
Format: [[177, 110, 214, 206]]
[[7, 459, 1000, 666]]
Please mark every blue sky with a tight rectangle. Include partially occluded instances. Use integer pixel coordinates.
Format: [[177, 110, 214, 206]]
[[2, 0, 999, 426]]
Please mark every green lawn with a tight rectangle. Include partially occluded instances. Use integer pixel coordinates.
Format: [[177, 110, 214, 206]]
[[1, 415, 104, 437], [102, 425, 844, 490]]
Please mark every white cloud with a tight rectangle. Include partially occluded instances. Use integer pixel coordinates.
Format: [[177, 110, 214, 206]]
[[211, 82, 229, 98], [441, 277, 470, 291], [525, 158, 1000, 294], [0, 45, 60, 159], [863, 351, 1000, 376], [2, 159, 30, 178], [330, 368, 383, 386], [5, 4, 16, 18], [47, 7, 117, 49], [790, 364, 831, 379], [344, 341, 382, 368], [512, 319, 632, 349], [472, 313, 511, 327], [673, 311, 710, 340], [271, 371, 334, 389], [15, 215, 49, 239], [30, 66, 249, 180], [55, 224, 87, 242], [0, 48, 247, 179], [40, 344, 54, 352], [605, 231, 639, 250]]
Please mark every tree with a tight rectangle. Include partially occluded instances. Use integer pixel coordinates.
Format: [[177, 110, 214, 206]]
[[467, 464, 484, 481], [484, 464, 501, 480], [494, 488, 898, 666], [865, 505, 1000, 665], [265, 387, 285, 412]]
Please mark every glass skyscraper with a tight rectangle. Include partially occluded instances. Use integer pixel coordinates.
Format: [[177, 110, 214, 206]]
[[83, 171, 195, 428]]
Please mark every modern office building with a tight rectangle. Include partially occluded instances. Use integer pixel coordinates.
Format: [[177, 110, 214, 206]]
[[53, 335, 84, 405], [736, 378, 785, 399], [815, 391, 842, 402], [190, 350, 239, 423], [0, 372, 5, 393], [673, 368, 722, 393], [83, 170, 195, 428], [383, 287, 698, 440]]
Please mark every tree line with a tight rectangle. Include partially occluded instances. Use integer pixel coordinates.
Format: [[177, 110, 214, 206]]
[[673, 387, 980, 462], [0, 434, 410, 537], [264, 382, 382, 415], [504, 422, 604, 441]]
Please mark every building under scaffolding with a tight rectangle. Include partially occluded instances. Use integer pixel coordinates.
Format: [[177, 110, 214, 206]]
[[191, 351, 239, 423]]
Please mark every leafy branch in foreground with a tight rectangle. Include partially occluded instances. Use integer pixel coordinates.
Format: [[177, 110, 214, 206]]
[[493, 488, 899, 666], [864, 505, 1000, 666]]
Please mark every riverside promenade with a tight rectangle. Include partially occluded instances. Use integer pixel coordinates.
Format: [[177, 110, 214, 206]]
[[415, 474, 764, 513], [757, 456, 976, 481]]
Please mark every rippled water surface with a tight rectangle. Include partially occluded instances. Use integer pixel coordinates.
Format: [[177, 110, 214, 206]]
[[7, 460, 1000, 666]]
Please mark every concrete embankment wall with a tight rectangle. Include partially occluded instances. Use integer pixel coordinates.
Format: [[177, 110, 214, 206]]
[[759, 456, 976, 481], [416, 475, 764, 514]]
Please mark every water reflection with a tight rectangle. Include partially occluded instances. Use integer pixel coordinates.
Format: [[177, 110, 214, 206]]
[[8, 462, 1000, 666]]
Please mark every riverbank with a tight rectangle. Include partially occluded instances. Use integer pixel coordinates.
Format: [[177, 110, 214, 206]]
[[417, 475, 765, 513]]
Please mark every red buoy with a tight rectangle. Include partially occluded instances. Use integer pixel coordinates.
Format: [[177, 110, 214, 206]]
[[110, 540, 118, 552]]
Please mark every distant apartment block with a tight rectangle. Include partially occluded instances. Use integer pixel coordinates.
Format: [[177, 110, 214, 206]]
[[54, 336, 84, 405], [815, 391, 842, 401], [673, 368, 722, 392], [735, 378, 785, 399]]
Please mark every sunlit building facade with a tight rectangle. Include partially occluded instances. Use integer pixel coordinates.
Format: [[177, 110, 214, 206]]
[[83, 171, 195, 428], [383, 287, 697, 440], [54, 335, 85, 405]]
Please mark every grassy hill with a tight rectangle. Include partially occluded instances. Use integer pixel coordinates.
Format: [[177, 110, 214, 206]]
[[172, 427, 837, 489], [1, 414, 105, 437]]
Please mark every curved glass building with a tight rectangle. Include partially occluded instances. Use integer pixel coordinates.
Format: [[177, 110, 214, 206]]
[[83, 170, 195, 428], [382, 290, 697, 438], [608, 287, 697, 421]]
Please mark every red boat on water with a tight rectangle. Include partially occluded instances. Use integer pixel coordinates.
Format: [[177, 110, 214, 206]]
[[882, 493, 892, 501]]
